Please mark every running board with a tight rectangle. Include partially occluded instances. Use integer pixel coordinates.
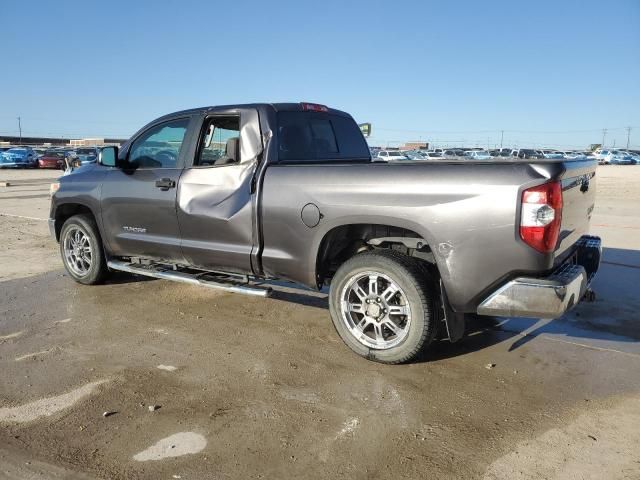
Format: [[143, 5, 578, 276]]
[[107, 260, 272, 297]]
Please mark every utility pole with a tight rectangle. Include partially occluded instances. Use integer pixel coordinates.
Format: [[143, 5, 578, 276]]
[[626, 126, 632, 150], [602, 128, 607, 148], [17, 117, 22, 145], [500, 130, 504, 150]]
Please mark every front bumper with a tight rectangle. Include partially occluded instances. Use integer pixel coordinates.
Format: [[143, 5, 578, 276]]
[[477, 236, 602, 319]]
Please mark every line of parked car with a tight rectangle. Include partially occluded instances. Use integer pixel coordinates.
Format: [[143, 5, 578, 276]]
[[0, 146, 101, 169], [371, 147, 640, 165]]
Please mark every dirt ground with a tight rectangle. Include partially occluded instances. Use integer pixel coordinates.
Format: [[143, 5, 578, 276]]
[[0, 166, 639, 479]]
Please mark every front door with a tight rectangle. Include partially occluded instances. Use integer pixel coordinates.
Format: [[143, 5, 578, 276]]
[[177, 110, 262, 274], [101, 117, 192, 263]]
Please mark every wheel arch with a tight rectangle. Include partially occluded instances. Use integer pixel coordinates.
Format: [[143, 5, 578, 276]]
[[312, 218, 444, 288], [53, 202, 100, 242]]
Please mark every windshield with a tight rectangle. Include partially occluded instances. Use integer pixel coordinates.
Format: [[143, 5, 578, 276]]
[[7, 148, 27, 154]]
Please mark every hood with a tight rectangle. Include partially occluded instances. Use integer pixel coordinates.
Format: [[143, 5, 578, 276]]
[[4, 151, 29, 160]]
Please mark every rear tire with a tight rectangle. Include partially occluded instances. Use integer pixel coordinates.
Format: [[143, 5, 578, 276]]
[[328, 250, 438, 364], [59, 214, 108, 285]]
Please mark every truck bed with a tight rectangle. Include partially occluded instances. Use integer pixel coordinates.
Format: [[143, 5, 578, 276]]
[[260, 158, 598, 313]]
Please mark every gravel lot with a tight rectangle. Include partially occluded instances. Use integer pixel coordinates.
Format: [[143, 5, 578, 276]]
[[0, 166, 639, 479]]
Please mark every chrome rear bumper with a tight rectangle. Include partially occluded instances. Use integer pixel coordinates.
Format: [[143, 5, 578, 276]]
[[477, 236, 602, 319]]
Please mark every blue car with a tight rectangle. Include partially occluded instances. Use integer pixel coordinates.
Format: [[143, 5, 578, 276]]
[[74, 147, 99, 166], [609, 151, 636, 165], [0, 147, 38, 168]]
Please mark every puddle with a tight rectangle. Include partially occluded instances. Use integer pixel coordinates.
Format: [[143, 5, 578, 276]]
[[0, 379, 108, 423], [133, 432, 207, 461]]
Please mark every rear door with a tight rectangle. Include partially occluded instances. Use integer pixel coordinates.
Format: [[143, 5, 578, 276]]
[[100, 116, 195, 262], [176, 108, 263, 274]]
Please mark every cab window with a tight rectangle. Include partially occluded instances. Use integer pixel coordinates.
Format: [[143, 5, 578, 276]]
[[195, 116, 241, 167], [128, 118, 189, 168]]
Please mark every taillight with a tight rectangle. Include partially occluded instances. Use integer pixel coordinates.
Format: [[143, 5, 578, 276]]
[[519, 181, 563, 253], [300, 102, 329, 112]]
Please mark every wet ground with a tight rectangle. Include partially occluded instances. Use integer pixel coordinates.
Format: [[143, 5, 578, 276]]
[[1, 167, 639, 479]]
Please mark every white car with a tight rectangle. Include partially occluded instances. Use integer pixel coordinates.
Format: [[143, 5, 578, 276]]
[[593, 149, 612, 164], [375, 150, 409, 162], [465, 150, 492, 160]]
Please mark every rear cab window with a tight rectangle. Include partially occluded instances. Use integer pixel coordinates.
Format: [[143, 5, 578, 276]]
[[277, 111, 370, 163]]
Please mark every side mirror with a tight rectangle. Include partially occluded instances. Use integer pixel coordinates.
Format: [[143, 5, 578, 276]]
[[99, 146, 118, 167]]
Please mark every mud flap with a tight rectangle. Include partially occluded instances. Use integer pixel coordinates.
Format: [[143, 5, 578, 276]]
[[440, 280, 465, 343]]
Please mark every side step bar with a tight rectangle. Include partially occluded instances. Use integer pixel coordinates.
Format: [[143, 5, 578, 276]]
[[107, 260, 272, 297]]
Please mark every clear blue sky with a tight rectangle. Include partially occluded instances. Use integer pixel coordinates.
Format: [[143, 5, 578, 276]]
[[1, 0, 639, 149]]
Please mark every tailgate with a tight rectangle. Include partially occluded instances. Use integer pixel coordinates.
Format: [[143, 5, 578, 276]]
[[555, 160, 597, 261]]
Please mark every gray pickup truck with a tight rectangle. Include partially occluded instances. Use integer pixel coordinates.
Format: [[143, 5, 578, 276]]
[[49, 102, 601, 363]]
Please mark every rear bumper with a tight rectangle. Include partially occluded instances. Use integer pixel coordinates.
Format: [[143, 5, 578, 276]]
[[477, 236, 601, 319]]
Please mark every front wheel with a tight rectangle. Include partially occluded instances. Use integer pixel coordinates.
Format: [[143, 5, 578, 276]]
[[328, 250, 438, 364], [59, 214, 108, 285]]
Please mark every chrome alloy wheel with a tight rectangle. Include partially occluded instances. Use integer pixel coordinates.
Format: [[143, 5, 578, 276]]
[[62, 226, 93, 277], [340, 271, 412, 349]]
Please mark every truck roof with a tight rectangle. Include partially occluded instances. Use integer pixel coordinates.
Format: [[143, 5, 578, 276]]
[[157, 103, 352, 121]]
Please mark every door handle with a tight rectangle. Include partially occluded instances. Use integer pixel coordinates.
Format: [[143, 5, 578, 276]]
[[155, 178, 176, 190]]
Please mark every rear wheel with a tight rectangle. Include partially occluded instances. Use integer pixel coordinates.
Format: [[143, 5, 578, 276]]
[[59, 214, 108, 285], [329, 250, 438, 364]]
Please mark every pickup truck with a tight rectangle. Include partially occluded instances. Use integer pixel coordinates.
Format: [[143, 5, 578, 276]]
[[49, 102, 601, 364]]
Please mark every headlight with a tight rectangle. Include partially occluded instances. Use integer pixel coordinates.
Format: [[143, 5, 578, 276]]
[[50, 182, 60, 196]]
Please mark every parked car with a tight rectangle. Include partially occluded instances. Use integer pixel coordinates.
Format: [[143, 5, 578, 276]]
[[465, 150, 491, 160], [49, 102, 602, 364], [593, 148, 611, 164], [75, 147, 99, 166], [618, 150, 640, 164], [490, 148, 512, 157], [607, 150, 636, 165], [511, 149, 544, 159], [0, 147, 38, 168], [539, 150, 564, 159], [443, 149, 464, 157], [375, 150, 409, 161], [33, 147, 48, 159], [38, 150, 66, 169], [563, 151, 588, 160], [403, 150, 428, 160]]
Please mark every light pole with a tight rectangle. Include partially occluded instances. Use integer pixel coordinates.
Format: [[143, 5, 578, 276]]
[[602, 128, 607, 148], [17, 117, 22, 145], [626, 126, 632, 150], [500, 130, 504, 150]]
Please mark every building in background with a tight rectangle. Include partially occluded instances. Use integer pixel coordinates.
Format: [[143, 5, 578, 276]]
[[400, 141, 429, 151]]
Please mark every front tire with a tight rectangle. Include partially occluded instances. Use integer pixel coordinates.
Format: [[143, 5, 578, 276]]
[[59, 214, 108, 285], [329, 250, 438, 364]]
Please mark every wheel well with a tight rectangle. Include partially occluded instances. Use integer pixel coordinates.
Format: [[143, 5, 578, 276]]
[[315, 224, 436, 286], [54, 204, 95, 241]]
